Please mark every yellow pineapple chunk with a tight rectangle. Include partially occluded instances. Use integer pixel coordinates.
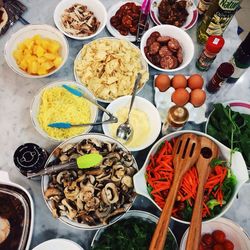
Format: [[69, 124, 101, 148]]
[[30, 61, 39, 74], [33, 45, 45, 57], [42, 61, 54, 71], [44, 53, 56, 60], [13, 34, 62, 75], [23, 38, 34, 50], [47, 40, 60, 54], [37, 66, 48, 75], [13, 49, 23, 63], [37, 57, 47, 64], [33, 35, 42, 45], [41, 39, 50, 50], [53, 57, 63, 68], [19, 60, 28, 70]]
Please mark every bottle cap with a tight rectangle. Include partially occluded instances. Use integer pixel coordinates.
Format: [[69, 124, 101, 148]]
[[217, 62, 234, 78], [13, 143, 48, 176], [206, 36, 225, 54]]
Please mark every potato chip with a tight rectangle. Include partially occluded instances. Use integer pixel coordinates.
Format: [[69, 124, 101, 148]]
[[74, 38, 149, 101]]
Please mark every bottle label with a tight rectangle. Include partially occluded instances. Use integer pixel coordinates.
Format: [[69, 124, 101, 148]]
[[206, 12, 235, 35], [198, 0, 212, 14], [219, 0, 240, 11], [203, 0, 240, 38]]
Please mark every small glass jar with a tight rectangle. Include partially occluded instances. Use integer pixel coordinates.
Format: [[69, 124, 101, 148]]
[[206, 62, 234, 93], [162, 106, 189, 135], [196, 36, 225, 71], [13, 143, 48, 177]]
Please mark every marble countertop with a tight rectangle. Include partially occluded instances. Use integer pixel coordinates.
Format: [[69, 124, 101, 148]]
[[0, 0, 250, 249]]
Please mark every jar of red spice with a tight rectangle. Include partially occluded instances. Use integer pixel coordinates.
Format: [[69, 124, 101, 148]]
[[206, 62, 234, 93], [196, 36, 225, 71]]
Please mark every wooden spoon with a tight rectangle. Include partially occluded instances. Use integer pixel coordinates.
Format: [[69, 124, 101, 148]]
[[185, 136, 218, 250], [150, 133, 201, 250]]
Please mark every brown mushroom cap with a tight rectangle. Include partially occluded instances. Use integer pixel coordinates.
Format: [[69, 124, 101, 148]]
[[101, 183, 119, 205]]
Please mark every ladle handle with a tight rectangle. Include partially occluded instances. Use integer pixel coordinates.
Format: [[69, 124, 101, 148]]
[[185, 181, 205, 250], [127, 73, 142, 119], [149, 174, 182, 250]]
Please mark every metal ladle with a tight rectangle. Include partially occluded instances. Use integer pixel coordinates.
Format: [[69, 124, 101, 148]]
[[116, 73, 142, 141]]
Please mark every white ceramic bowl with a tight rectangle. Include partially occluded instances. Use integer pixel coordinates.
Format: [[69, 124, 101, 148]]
[[41, 133, 138, 230], [140, 25, 194, 72], [74, 37, 149, 103], [54, 0, 107, 40], [33, 239, 84, 250], [133, 130, 249, 224], [30, 80, 98, 142], [4, 24, 69, 78], [102, 96, 162, 151], [150, 0, 198, 30], [106, 1, 140, 42], [180, 217, 250, 250], [91, 210, 178, 249]]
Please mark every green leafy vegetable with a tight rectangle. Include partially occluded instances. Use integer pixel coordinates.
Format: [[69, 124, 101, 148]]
[[207, 199, 226, 210], [92, 217, 177, 250], [207, 103, 250, 167]]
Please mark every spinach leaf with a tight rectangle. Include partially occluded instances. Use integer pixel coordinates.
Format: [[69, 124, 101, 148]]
[[207, 103, 250, 168]]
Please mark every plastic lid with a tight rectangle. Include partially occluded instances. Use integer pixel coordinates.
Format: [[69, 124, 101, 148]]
[[13, 143, 48, 175], [206, 36, 225, 54]]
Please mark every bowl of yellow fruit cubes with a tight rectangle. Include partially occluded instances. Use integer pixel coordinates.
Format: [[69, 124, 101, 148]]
[[4, 24, 69, 78]]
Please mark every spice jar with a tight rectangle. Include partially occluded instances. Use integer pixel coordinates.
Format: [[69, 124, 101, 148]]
[[196, 35, 225, 71], [13, 143, 48, 177], [206, 62, 234, 93], [162, 105, 189, 134]]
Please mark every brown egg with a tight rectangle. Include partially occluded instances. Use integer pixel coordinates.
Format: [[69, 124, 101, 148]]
[[172, 88, 190, 106], [188, 74, 204, 89], [155, 74, 171, 92], [190, 89, 206, 107], [171, 74, 187, 89]]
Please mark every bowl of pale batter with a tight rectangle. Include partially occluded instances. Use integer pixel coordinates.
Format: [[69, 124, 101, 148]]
[[102, 96, 162, 151]]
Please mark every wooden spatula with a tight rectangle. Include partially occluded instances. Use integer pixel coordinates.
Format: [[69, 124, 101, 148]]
[[150, 133, 201, 250], [185, 136, 218, 250]]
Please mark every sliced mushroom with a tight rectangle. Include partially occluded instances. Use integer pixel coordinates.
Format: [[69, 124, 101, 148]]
[[50, 200, 59, 218], [112, 164, 125, 182], [100, 207, 127, 225], [101, 183, 119, 205], [61, 199, 77, 220], [64, 185, 80, 201], [85, 168, 103, 176], [95, 205, 112, 218], [44, 187, 62, 200], [96, 173, 111, 182], [61, 143, 74, 153], [79, 185, 95, 202], [59, 154, 69, 163], [77, 211, 96, 225], [76, 198, 84, 210], [84, 197, 100, 211], [121, 176, 133, 188]]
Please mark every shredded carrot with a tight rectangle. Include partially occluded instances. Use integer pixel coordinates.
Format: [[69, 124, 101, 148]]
[[146, 139, 229, 220]]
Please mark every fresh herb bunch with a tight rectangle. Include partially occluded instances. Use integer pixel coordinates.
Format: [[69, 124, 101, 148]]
[[207, 103, 250, 167], [92, 217, 177, 250]]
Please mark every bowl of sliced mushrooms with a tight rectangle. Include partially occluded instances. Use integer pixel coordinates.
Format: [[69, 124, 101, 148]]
[[41, 133, 138, 230], [53, 0, 107, 40]]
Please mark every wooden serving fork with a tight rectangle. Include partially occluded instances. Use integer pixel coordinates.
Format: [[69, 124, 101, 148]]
[[150, 133, 201, 250]]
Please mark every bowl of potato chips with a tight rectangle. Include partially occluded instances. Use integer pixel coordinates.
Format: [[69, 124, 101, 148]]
[[4, 24, 69, 78], [74, 37, 149, 103]]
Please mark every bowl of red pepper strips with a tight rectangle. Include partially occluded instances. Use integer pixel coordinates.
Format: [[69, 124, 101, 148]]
[[133, 130, 248, 224]]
